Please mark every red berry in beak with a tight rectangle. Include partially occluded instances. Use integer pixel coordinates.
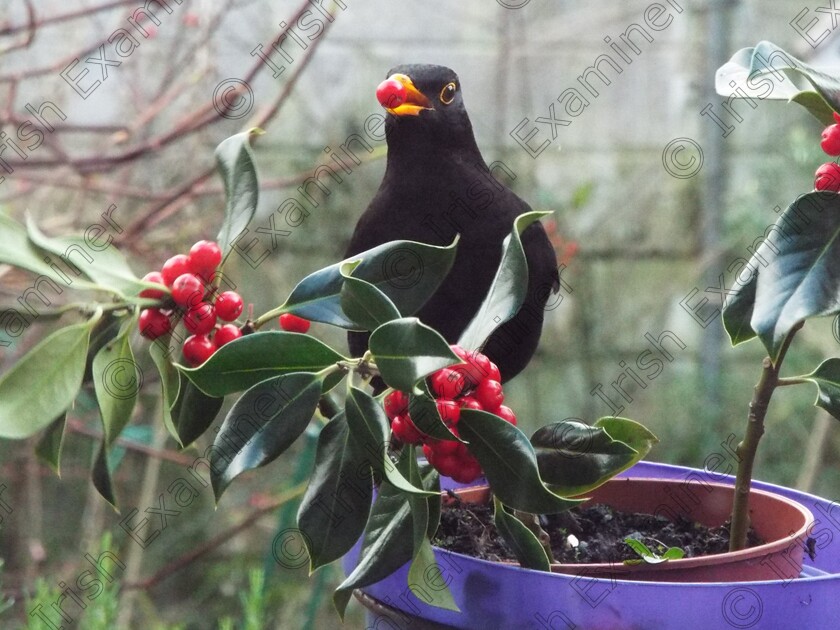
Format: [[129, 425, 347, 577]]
[[376, 78, 407, 109]]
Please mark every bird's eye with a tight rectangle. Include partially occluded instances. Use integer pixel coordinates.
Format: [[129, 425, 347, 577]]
[[439, 82, 457, 105]]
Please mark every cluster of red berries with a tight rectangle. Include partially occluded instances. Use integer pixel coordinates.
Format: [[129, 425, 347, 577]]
[[137, 240, 245, 366], [815, 112, 840, 192], [383, 345, 516, 484]]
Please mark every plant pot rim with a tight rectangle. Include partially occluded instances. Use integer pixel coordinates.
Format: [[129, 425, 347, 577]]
[[442, 476, 814, 581]]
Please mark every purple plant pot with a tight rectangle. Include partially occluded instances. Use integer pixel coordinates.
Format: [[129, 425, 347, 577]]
[[344, 461, 840, 629]]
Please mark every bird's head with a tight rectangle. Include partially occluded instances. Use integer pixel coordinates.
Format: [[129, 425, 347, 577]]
[[375, 64, 478, 156]]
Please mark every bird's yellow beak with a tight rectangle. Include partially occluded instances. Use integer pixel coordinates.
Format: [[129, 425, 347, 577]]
[[383, 73, 432, 116]]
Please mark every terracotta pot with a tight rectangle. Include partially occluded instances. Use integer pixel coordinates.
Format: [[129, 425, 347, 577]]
[[448, 477, 814, 582]]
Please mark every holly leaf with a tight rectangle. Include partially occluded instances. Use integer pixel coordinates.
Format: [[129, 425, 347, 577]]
[[297, 411, 373, 572], [149, 337, 181, 445], [722, 268, 758, 346], [748, 192, 840, 361], [345, 387, 434, 496], [275, 237, 458, 328], [92, 320, 139, 446], [458, 211, 552, 351], [26, 216, 144, 297], [35, 414, 67, 476], [799, 358, 840, 421], [178, 331, 345, 397], [211, 373, 322, 501], [0, 213, 100, 292], [216, 129, 262, 258], [339, 260, 401, 331], [0, 315, 99, 439], [171, 381, 224, 448], [368, 318, 460, 392], [716, 41, 840, 124], [532, 417, 657, 496], [493, 497, 550, 571], [458, 409, 583, 514]]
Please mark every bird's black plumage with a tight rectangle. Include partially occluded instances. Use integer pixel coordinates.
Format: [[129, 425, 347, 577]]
[[345, 64, 559, 382]]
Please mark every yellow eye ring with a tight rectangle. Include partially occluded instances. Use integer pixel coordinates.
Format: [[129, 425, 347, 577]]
[[439, 82, 457, 104]]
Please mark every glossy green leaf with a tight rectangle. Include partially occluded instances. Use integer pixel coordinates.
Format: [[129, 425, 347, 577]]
[[800, 358, 840, 421], [92, 322, 139, 446], [345, 387, 434, 496], [458, 409, 582, 514], [276, 237, 458, 328], [339, 260, 401, 331], [171, 381, 224, 448], [211, 373, 322, 500], [403, 448, 458, 610], [0, 316, 98, 439], [35, 414, 67, 476], [722, 270, 758, 346], [493, 496, 550, 571], [458, 211, 551, 351], [716, 41, 840, 124], [84, 311, 123, 384], [92, 441, 118, 509], [747, 192, 840, 361], [532, 418, 658, 496], [298, 411, 373, 572], [0, 213, 100, 292], [333, 480, 414, 618], [406, 383, 459, 441], [149, 337, 181, 444], [333, 460, 439, 618], [178, 331, 345, 397], [26, 217, 144, 297], [368, 318, 460, 392], [216, 129, 262, 258]]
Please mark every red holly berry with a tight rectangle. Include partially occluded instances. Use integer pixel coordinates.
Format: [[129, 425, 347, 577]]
[[495, 405, 517, 426], [215, 291, 244, 322], [183, 334, 215, 366], [214, 324, 242, 347], [822, 125, 840, 156], [139, 271, 167, 299], [182, 12, 199, 27], [279, 313, 311, 333], [474, 379, 504, 412], [183, 302, 217, 335], [384, 390, 409, 419], [138, 308, 171, 339], [451, 459, 483, 484], [161, 254, 191, 286], [376, 78, 407, 109], [436, 399, 461, 425], [171, 273, 205, 308], [189, 240, 222, 276], [459, 396, 483, 411], [815, 162, 840, 192], [392, 414, 425, 445], [430, 368, 466, 399], [486, 360, 502, 383]]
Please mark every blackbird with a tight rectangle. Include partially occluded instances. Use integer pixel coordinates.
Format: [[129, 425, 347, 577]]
[[345, 64, 559, 382]]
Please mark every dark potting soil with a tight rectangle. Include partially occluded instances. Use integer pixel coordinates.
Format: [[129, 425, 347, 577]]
[[432, 492, 765, 565]]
